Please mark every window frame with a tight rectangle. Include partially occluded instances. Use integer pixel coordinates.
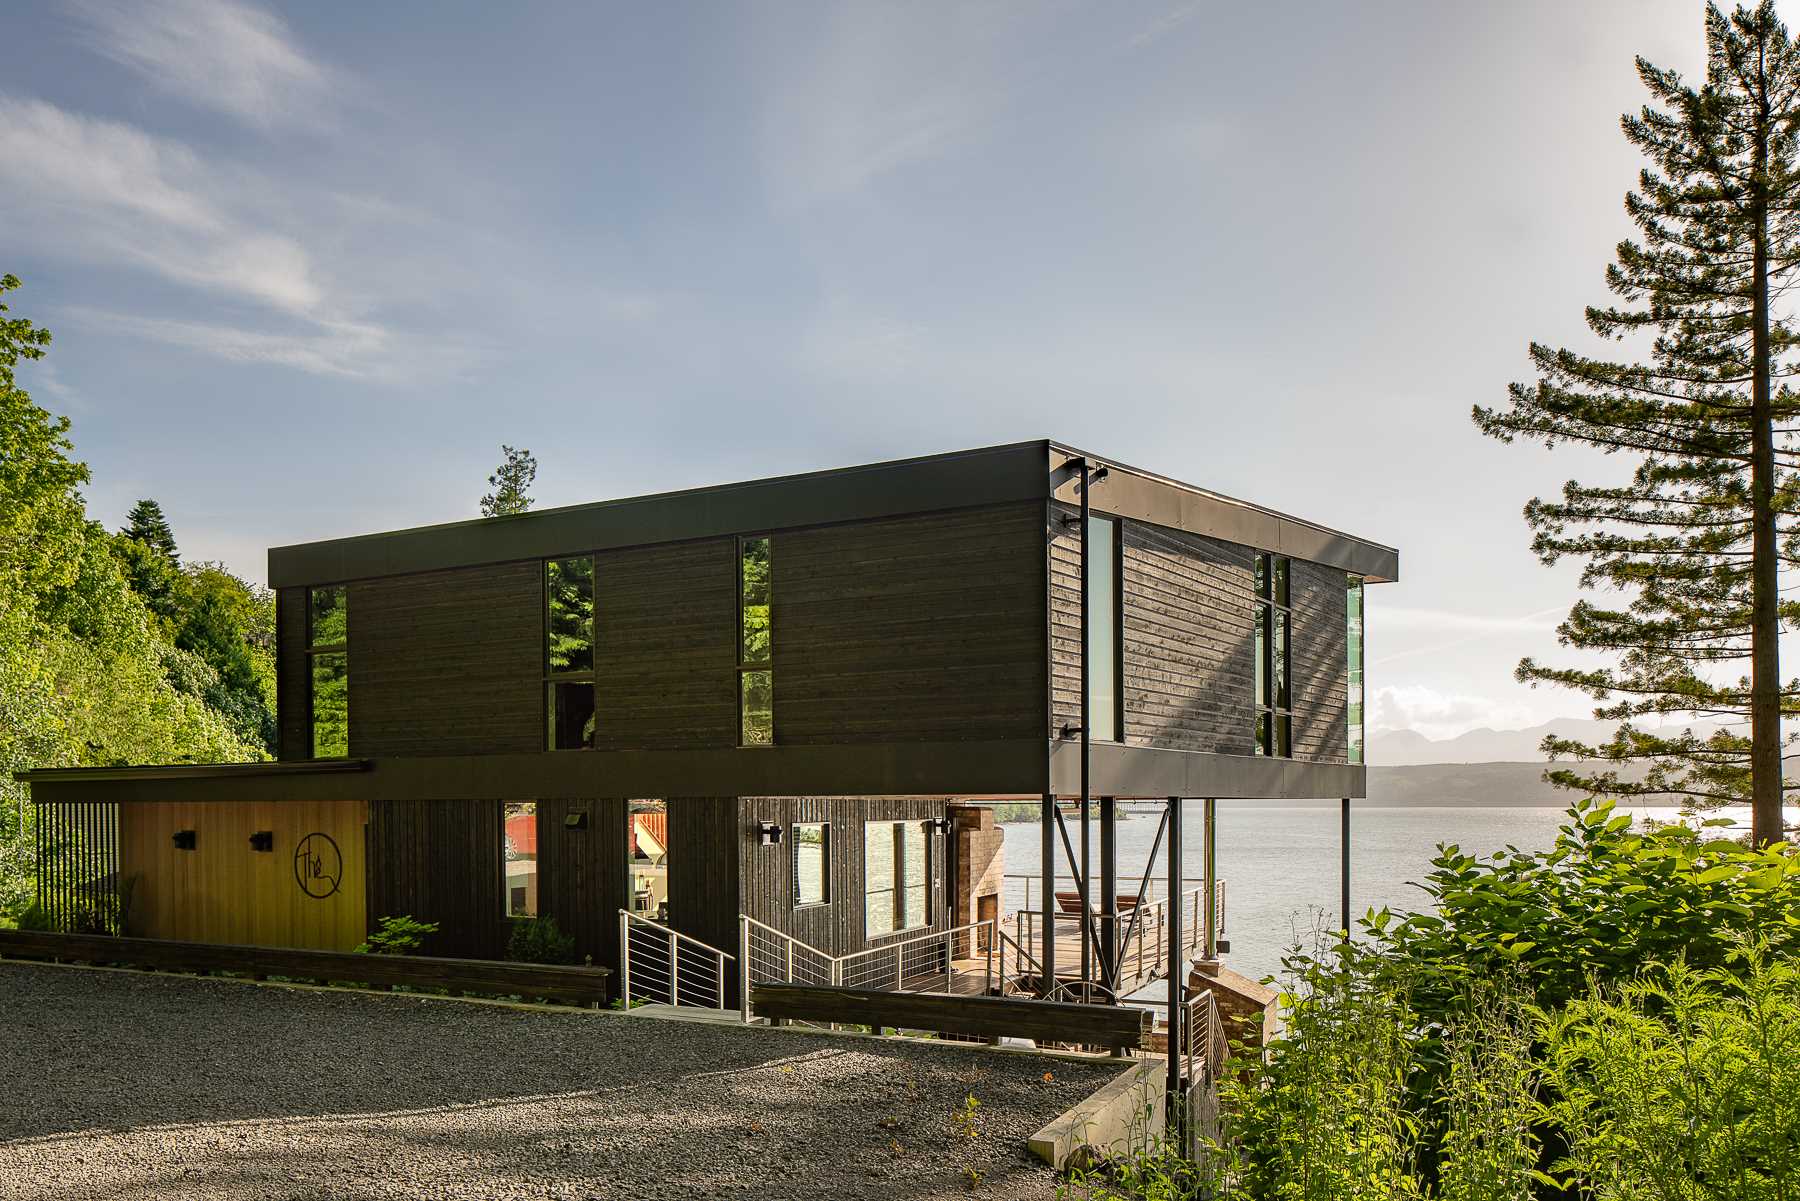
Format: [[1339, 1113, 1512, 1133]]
[[737, 534, 774, 747], [501, 800, 539, 920], [305, 585, 349, 760], [1347, 575, 1365, 765], [1254, 553, 1294, 758], [863, 819, 931, 939], [791, 821, 830, 909], [544, 555, 597, 751]]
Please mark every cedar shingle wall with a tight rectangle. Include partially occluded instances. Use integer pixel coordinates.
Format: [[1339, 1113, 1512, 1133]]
[[776, 503, 1045, 744]]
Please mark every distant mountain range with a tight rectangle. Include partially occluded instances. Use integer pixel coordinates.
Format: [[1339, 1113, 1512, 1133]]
[[1368, 719, 1735, 766]]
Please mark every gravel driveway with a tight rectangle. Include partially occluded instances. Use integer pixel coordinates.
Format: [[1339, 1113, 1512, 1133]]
[[0, 961, 1119, 1200]]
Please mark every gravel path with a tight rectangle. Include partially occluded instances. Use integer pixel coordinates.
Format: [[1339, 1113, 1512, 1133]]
[[0, 961, 1118, 1200]]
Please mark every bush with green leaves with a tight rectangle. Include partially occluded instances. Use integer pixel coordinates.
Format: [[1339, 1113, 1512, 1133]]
[[506, 915, 577, 965], [355, 914, 440, 956]]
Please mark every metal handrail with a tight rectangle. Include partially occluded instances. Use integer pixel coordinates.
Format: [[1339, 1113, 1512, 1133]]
[[619, 909, 735, 1011], [738, 914, 999, 1022]]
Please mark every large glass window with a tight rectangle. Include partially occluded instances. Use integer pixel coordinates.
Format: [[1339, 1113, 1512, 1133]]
[[628, 799, 668, 920], [864, 820, 929, 937], [1254, 554, 1292, 757], [1086, 515, 1122, 741], [503, 801, 538, 918], [545, 556, 595, 750], [307, 585, 349, 759], [793, 822, 829, 907], [739, 536, 773, 745], [1347, 576, 1365, 764]]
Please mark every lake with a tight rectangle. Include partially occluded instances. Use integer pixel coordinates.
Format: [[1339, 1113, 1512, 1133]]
[[997, 801, 1731, 985]]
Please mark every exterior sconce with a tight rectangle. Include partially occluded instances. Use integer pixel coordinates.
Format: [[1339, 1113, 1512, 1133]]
[[757, 821, 783, 846], [172, 830, 197, 851], [564, 810, 590, 830], [926, 818, 951, 836], [248, 831, 274, 852]]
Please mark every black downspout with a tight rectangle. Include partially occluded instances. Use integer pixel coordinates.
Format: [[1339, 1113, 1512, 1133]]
[[1166, 796, 1185, 1117], [1341, 797, 1351, 937], [1079, 458, 1091, 995], [1100, 796, 1117, 992]]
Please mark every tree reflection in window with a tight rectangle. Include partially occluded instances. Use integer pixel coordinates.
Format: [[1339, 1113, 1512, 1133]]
[[739, 536, 773, 745], [308, 585, 348, 758], [545, 556, 595, 749]]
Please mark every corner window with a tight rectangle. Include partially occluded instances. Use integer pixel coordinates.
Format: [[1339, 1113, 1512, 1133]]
[[739, 536, 773, 746], [503, 801, 538, 918], [1347, 576, 1365, 764], [307, 585, 349, 759], [1254, 554, 1292, 757], [793, 822, 829, 907], [1086, 515, 1122, 741], [545, 556, 595, 749], [864, 820, 929, 938]]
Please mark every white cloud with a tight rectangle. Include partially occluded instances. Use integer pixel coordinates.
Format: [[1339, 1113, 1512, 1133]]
[[65, 0, 334, 129], [1369, 684, 1537, 742], [1371, 605, 1563, 635]]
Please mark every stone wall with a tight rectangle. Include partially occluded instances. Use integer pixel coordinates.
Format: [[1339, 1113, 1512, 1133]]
[[950, 803, 1005, 956]]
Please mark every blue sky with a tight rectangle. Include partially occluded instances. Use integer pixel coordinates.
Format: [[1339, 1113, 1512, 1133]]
[[0, 1, 1743, 739]]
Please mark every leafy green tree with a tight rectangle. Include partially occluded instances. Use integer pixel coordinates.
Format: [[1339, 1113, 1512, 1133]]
[[1473, 2, 1800, 845], [480, 444, 537, 517]]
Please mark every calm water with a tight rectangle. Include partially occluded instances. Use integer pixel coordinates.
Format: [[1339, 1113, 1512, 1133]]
[[998, 802, 1730, 984]]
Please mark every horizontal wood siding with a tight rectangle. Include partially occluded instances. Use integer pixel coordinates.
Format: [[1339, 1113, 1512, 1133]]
[[777, 504, 1045, 745], [366, 799, 509, 959], [739, 796, 949, 957], [1290, 560, 1350, 763], [595, 540, 736, 750], [348, 562, 543, 759], [276, 587, 309, 761]]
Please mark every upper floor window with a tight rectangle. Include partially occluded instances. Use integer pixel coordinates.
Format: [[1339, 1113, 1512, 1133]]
[[1253, 554, 1291, 757], [793, 822, 829, 907], [739, 536, 773, 746], [307, 585, 348, 759], [546, 556, 595, 750], [1347, 576, 1365, 764], [1086, 515, 1122, 741]]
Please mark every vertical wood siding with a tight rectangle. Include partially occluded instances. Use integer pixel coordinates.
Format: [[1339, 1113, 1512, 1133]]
[[276, 587, 309, 760], [737, 796, 949, 957], [537, 797, 628, 969], [366, 799, 509, 959], [1290, 560, 1350, 763], [777, 503, 1045, 744], [117, 799, 369, 950], [348, 562, 543, 759], [664, 797, 741, 959], [595, 540, 737, 750]]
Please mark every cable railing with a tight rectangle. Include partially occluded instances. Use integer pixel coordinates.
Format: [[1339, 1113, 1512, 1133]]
[[618, 909, 734, 1010], [738, 915, 998, 1022], [1007, 883, 1214, 990]]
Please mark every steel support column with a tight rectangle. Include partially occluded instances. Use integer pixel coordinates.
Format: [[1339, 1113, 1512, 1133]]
[[1041, 792, 1057, 993], [1100, 796, 1117, 992], [1078, 458, 1092, 991], [1165, 795, 1184, 1108], [1341, 796, 1351, 937], [1202, 797, 1217, 962]]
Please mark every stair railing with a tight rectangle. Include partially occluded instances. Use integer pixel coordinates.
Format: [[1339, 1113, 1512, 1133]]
[[618, 909, 734, 1010]]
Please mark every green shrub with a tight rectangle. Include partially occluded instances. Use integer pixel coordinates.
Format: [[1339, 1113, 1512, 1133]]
[[15, 900, 49, 931], [506, 915, 576, 964], [355, 914, 439, 956]]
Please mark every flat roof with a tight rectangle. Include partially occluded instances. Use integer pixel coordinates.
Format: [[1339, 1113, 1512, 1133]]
[[268, 438, 1399, 587]]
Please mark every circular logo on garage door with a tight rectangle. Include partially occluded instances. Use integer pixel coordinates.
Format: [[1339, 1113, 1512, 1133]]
[[294, 832, 343, 899]]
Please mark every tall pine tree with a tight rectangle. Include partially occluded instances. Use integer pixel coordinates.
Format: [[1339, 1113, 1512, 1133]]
[[480, 445, 537, 517], [1475, 2, 1800, 845], [122, 498, 178, 565]]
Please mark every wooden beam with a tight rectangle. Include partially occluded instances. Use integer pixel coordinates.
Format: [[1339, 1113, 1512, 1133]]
[[749, 982, 1151, 1054]]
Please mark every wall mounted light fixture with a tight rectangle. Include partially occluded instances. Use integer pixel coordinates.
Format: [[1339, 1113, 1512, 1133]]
[[172, 830, 197, 851], [756, 821, 783, 846], [565, 810, 590, 830], [248, 831, 274, 852]]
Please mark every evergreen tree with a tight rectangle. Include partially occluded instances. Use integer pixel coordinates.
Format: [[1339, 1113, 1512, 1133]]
[[123, 499, 178, 566], [1475, 2, 1800, 845], [480, 445, 537, 517]]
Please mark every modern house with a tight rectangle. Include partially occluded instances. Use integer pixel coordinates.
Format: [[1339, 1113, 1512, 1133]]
[[20, 440, 1396, 1003]]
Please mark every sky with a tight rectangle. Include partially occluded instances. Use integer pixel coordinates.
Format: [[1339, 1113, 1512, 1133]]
[[0, 0, 1767, 742]]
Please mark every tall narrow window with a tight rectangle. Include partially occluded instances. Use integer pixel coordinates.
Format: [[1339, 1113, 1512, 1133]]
[[1253, 554, 1292, 757], [864, 820, 929, 937], [739, 536, 773, 746], [502, 801, 538, 918], [792, 822, 829, 907], [1086, 515, 1122, 741], [307, 585, 349, 759], [545, 556, 595, 750], [1347, 576, 1365, 764]]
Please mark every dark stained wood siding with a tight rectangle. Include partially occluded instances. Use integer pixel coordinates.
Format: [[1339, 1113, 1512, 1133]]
[[366, 799, 509, 959], [1290, 559, 1350, 763], [738, 796, 949, 957], [776, 503, 1045, 745], [538, 797, 628, 970], [347, 562, 542, 759], [595, 539, 736, 751], [276, 587, 309, 761], [665, 797, 740, 962]]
